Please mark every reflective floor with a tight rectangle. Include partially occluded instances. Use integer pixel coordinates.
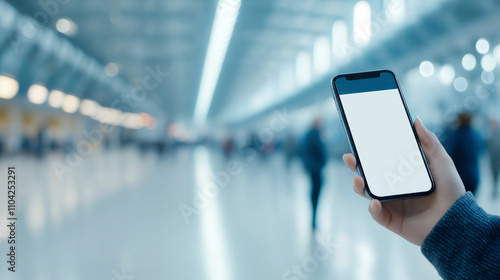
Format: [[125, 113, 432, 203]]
[[0, 148, 499, 280]]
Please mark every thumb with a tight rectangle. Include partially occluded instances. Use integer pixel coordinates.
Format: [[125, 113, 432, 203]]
[[414, 117, 448, 165], [369, 200, 392, 229]]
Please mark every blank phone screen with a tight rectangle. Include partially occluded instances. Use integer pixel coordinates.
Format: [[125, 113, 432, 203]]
[[338, 82, 432, 198]]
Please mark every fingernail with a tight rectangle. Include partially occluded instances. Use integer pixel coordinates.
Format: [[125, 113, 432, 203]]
[[416, 116, 429, 130], [369, 200, 375, 210]]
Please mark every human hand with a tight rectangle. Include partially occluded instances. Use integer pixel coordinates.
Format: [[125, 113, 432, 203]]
[[342, 117, 466, 246]]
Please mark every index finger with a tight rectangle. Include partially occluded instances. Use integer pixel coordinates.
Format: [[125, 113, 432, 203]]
[[342, 153, 357, 172]]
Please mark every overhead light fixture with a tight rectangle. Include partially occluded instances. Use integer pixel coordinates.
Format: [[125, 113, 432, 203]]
[[80, 99, 101, 117], [296, 52, 312, 86], [481, 71, 495, 85], [494, 44, 500, 63], [353, 1, 371, 46], [0, 75, 19, 99], [475, 38, 489, 55], [419, 61, 434, 77], [105, 63, 119, 77], [462, 54, 476, 71], [193, 0, 242, 125], [62, 94, 80, 113], [384, 0, 405, 23], [332, 20, 348, 59], [313, 36, 331, 74], [48, 90, 65, 108], [94, 107, 122, 125], [481, 54, 496, 72], [454, 77, 468, 92], [121, 113, 142, 129], [278, 65, 294, 94], [27, 84, 48, 104], [438, 65, 455, 85], [56, 18, 78, 36]]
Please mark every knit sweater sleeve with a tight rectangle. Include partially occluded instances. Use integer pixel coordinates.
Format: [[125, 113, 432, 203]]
[[421, 192, 500, 280]]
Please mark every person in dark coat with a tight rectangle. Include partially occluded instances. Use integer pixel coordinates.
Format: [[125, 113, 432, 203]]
[[445, 113, 484, 195], [488, 118, 500, 198], [283, 133, 297, 169], [299, 118, 327, 230]]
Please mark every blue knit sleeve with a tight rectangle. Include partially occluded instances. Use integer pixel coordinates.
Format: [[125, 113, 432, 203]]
[[421, 192, 500, 280]]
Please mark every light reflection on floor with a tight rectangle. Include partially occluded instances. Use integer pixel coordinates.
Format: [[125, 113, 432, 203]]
[[195, 147, 232, 280], [0, 147, 498, 279]]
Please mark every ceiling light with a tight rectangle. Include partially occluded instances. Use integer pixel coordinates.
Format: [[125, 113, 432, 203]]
[[296, 52, 312, 86], [105, 63, 119, 77], [193, 0, 242, 125], [122, 113, 142, 129], [27, 84, 48, 104], [313, 36, 331, 74], [462, 54, 476, 71], [481, 54, 496, 72], [48, 90, 65, 108], [384, 0, 405, 23], [353, 1, 371, 46], [95, 108, 122, 125], [454, 77, 468, 92], [419, 61, 434, 77], [476, 38, 489, 54], [80, 99, 100, 117], [438, 65, 455, 85], [481, 71, 495, 85], [62, 94, 80, 113], [0, 75, 19, 99], [332, 20, 348, 59], [494, 44, 500, 63], [56, 18, 78, 36]]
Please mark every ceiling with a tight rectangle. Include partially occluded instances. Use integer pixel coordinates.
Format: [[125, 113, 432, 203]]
[[3, 0, 362, 124], [4, 0, 498, 127], [223, 0, 500, 125]]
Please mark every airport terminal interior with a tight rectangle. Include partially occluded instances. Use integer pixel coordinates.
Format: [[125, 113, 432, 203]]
[[0, 0, 500, 279]]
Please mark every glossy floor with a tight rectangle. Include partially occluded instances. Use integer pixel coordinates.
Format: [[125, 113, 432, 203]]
[[0, 147, 499, 280]]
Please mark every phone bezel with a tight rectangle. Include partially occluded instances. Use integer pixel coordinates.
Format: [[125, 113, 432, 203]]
[[330, 69, 435, 201]]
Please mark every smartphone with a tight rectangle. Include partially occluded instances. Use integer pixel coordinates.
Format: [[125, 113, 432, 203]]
[[330, 70, 434, 201]]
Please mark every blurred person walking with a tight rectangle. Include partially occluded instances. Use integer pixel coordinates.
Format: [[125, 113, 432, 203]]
[[283, 133, 297, 168], [299, 118, 327, 230], [445, 113, 484, 195], [222, 135, 235, 158], [36, 125, 47, 158], [488, 118, 500, 198]]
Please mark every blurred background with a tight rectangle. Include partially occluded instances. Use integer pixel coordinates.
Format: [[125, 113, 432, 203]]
[[0, 0, 500, 279]]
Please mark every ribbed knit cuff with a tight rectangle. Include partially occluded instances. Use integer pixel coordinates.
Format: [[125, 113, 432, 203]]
[[421, 192, 500, 280]]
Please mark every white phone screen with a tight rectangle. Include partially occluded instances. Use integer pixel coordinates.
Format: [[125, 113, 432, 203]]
[[340, 88, 432, 197]]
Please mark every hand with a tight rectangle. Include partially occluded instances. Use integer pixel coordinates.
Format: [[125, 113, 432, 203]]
[[342, 117, 466, 246]]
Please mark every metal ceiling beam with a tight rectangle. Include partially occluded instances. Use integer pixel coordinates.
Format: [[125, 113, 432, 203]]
[[225, 0, 500, 126]]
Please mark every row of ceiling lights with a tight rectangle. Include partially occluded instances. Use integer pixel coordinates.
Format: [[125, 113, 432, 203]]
[[0, 14, 145, 128], [243, 0, 401, 118], [289, 1, 387, 90], [57, 17, 120, 79], [0, 76, 157, 130], [418, 38, 500, 92]]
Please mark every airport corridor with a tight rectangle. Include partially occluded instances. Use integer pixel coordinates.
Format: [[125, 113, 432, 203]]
[[2, 0, 500, 278], [3, 147, 499, 280]]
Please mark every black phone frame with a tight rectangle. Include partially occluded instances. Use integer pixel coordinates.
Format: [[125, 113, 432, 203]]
[[330, 69, 435, 201]]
